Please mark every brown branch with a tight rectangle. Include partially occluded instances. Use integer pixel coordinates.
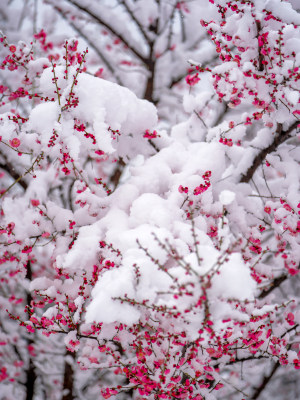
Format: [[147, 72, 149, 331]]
[[149, 138, 160, 153], [118, 0, 151, 44], [251, 362, 280, 399], [256, 20, 264, 72], [65, 0, 148, 64], [228, 355, 269, 365], [144, 58, 155, 102], [25, 261, 37, 400], [25, 358, 36, 400], [0, 152, 43, 199], [258, 274, 288, 299], [168, 72, 186, 89], [282, 323, 299, 338], [110, 159, 126, 190], [0, 155, 28, 191], [250, 328, 298, 399], [62, 350, 75, 400], [213, 102, 228, 127], [194, 110, 207, 129], [240, 121, 298, 183]]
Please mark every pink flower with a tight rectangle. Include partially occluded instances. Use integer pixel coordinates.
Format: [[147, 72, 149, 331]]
[[207, 226, 218, 237], [186, 73, 200, 86], [283, 203, 292, 212], [28, 344, 37, 357], [22, 246, 32, 254], [10, 137, 21, 147], [68, 40, 78, 52], [62, 167, 71, 175], [215, 383, 224, 390], [294, 359, 300, 369], [178, 185, 188, 193], [30, 316, 39, 324], [144, 129, 158, 139], [26, 325, 35, 333], [95, 68, 103, 78], [244, 116, 252, 125], [31, 199, 40, 207], [286, 312, 295, 326]]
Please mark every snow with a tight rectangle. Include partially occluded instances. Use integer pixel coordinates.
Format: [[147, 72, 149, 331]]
[[219, 190, 236, 205], [83, 135, 255, 326], [2, 1, 300, 397], [56, 223, 101, 271], [129, 193, 178, 228], [28, 102, 59, 148], [75, 73, 157, 136], [212, 253, 256, 301], [85, 266, 141, 325], [33, 67, 158, 160], [266, 0, 300, 24]]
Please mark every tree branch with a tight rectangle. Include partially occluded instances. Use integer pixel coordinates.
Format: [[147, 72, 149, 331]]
[[256, 20, 264, 72], [144, 58, 155, 102], [51, 5, 123, 85], [258, 274, 288, 299], [110, 159, 126, 191], [62, 350, 75, 400], [251, 362, 280, 400], [65, 0, 148, 64], [25, 261, 37, 400], [179, 10, 186, 43], [118, 0, 151, 44], [0, 154, 28, 191], [0, 152, 43, 199], [240, 121, 298, 183], [168, 53, 219, 90], [165, 4, 177, 50]]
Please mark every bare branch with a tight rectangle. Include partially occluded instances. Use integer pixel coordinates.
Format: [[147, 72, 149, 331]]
[[25, 261, 37, 400], [166, 4, 177, 50], [240, 121, 298, 183], [118, 0, 151, 44], [0, 152, 28, 191], [251, 362, 280, 400], [110, 159, 126, 191], [179, 10, 186, 42], [62, 351, 75, 400], [256, 20, 265, 72], [64, 0, 148, 64], [258, 274, 288, 299]]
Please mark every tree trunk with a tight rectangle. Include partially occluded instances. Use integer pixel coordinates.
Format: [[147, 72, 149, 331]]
[[25, 261, 37, 400], [62, 351, 75, 400]]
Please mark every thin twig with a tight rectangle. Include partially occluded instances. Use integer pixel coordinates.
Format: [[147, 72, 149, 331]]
[[51, 5, 123, 85]]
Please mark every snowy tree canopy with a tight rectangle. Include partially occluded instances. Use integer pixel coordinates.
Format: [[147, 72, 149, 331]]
[[0, 1, 300, 399]]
